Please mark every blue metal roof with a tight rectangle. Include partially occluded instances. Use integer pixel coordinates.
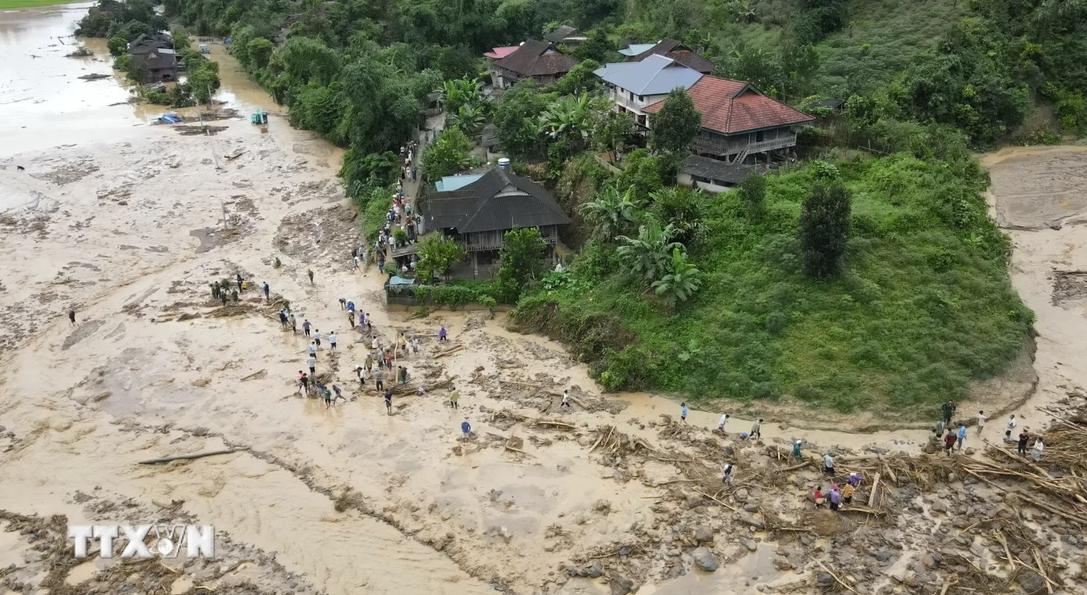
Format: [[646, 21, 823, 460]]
[[435, 174, 485, 192], [618, 43, 655, 56], [593, 54, 703, 96]]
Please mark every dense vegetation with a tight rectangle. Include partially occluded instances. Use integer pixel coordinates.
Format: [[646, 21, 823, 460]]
[[84, 0, 1087, 414]]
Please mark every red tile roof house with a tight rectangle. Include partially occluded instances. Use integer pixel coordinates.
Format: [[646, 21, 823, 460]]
[[491, 40, 579, 89], [642, 76, 815, 165]]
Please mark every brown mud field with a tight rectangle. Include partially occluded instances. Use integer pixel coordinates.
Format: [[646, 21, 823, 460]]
[[1, 5, 1086, 595]]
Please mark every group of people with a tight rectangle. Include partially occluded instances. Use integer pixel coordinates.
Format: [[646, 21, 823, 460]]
[[812, 473, 863, 511], [932, 403, 1045, 461]]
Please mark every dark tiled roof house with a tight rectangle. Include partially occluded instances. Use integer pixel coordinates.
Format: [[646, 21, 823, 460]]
[[624, 39, 715, 74], [491, 41, 579, 89]]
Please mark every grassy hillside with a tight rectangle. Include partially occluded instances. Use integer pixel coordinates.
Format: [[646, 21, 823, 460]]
[[514, 153, 1032, 417]]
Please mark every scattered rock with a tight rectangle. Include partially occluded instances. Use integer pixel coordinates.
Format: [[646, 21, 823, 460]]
[[694, 526, 714, 544], [740, 538, 758, 552], [875, 550, 894, 562], [816, 573, 834, 586], [593, 499, 612, 514], [588, 561, 603, 578], [609, 574, 634, 595], [691, 546, 718, 572], [734, 488, 749, 502], [1018, 571, 1045, 594]]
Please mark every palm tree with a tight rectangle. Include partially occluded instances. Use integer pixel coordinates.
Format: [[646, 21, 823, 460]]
[[616, 216, 684, 283], [580, 185, 640, 241], [538, 93, 592, 150], [652, 248, 704, 308]]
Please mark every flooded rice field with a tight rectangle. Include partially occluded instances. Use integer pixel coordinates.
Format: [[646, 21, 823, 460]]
[[1, 4, 1086, 595]]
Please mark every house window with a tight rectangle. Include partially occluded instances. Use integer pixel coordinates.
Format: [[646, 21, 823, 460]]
[[638, 95, 644, 102], [629, 91, 634, 101], [756, 130, 765, 142]]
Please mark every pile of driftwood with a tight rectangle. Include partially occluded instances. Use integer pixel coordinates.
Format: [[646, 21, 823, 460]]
[[588, 425, 655, 456]]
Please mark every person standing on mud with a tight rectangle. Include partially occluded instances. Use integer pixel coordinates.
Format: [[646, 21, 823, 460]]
[[680, 403, 689, 424], [943, 430, 957, 456], [1031, 436, 1044, 462], [941, 400, 957, 426], [297, 371, 309, 395], [561, 390, 571, 408], [230, 289, 239, 304], [306, 355, 316, 378], [792, 439, 803, 459], [722, 463, 734, 485], [329, 331, 338, 351], [717, 414, 729, 434], [438, 325, 448, 341], [384, 389, 393, 415], [823, 452, 835, 475], [374, 367, 385, 391], [236, 273, 244, 291], [449, 386, 459, 409], [829, 485, 841, 511], [68, 308, 76, 325], [302, 319, 312, 337], [461, 418, 471, 440], [956, 423, 967, 451], [1017, 429, 1031, 455], [1005, 414, 1018, 441], [263, 282, 270, 301], [750, 418, 763, 440], [220, 289, 229, 306], [289, 313, 297, 333], [355, 365, 365, 384], [307, 269, 314, 284], [308, 341, 317, 359], [977, 410, 986, 435], [842, 480, 855, 505], [313, 329, 322, 350]]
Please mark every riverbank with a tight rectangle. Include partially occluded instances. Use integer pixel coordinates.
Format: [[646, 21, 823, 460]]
[[0, 5, 1085, 595]]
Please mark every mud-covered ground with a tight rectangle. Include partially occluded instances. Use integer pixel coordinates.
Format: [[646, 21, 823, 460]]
[[2, 6, 1087, 593]]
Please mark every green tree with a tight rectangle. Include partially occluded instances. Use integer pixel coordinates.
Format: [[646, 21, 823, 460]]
[[650, 187, 705, 244], [737, 174, 767, 220], [421, 127, 473, 182], [107, 36, 127, 57], [415, 236, 465, 282], [652, 248, 703, 308], [799, 182, 851, 278], [113, 53, 134, 78], [592, 109, 634, 160], [650, 88, 701, 154], [538, 93, 594, 152], [554, 59, 601, 96], [616, 217, 684, 283], [496, 227, 548, 301], [493, 80, 554, 158], [580, 185, 640, 241], [440, 77, 484, 115], [188, 66, 221, 104], [447, 104, 487, 135], [247, 38, 275, 70]]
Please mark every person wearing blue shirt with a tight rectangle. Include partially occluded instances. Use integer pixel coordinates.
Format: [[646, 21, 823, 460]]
[[680, 403, 689, 424], [956, 423, 967, 451], [461, 419, 471, 440]]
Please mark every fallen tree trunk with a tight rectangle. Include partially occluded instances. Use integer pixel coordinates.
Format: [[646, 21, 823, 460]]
[[139, 450, 235, 465]]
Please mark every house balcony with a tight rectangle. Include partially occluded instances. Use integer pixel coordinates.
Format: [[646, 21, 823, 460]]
[[693, 132, 797, 158]]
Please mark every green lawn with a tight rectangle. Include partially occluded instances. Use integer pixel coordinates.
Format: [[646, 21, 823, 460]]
[[0, 0, 80, 8]]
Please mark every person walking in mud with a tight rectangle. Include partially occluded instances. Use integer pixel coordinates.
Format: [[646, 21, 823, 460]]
[[1005, 414, 1018, 442], [680, 402, 689, 424], [308, 341, 317, 360], [561, 390, 571, 409], [297, 371, 309, 396], [977, 410, 986, 435], [374, 367, 385, 391], [355, 365, 365, 385], [289, 312, 297, 333], [792, 439, 803, 459], [329, 331, 338, 352], [313, 329, 322, 350], [236, 273, 244, 291], [722, 463, 734, 485], [717, 413, 729, 434], [262, 282, 270, 301], [68, 308, 76, 325], [461, 418, 471, 441], [449, 386, 459, 409], [306, 355, 316, 378], [750, 418, 763, 440], [384, 389, 393, 415], [438, 325, 448, 341], [956, 423, 967, 451], [230, 289, 239, 304], [941, 400, 957, 427], [302, 318, 312, 337]]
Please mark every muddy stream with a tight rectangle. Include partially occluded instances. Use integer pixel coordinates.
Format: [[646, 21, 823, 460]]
[[1, 4, 1086, 595]]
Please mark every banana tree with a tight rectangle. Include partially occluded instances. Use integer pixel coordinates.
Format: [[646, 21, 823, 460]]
[[616, 217, 684, 283], [580, 185, 641, 241], [652, 248, 704, 308]]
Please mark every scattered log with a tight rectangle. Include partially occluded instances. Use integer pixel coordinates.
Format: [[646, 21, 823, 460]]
[[816, 561, 860, 595], [867, 473, 881, 507], [839, 506, 886, 516], [240, 369, 266, 381], [434, 345, 465, 358], [139, 450, 235, 465], [694, 490, 739, 513], [536, 420, 577, 430]]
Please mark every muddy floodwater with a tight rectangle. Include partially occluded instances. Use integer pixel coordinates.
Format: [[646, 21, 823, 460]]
[[1, 4, 1086, 595]]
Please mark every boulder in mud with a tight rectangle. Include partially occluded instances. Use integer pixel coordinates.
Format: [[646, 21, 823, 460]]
[[694, 525, 714, 544], [609, 574, 634, 595], [588, 560, 603, 578], [691, 546, 718, 572]]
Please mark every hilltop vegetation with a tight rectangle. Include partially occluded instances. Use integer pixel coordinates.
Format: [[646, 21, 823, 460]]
[[87, 0, 1087, 414]]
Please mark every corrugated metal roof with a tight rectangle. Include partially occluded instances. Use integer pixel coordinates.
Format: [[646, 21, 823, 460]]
[[546, 25, 581, 43], [618, 43, 655, 56], [594, 55, 703, 96], [484, 46, 519, 59], [625, 39, 715, 74], [427, 168, 570, 234], [435, 174, 485, 192]]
